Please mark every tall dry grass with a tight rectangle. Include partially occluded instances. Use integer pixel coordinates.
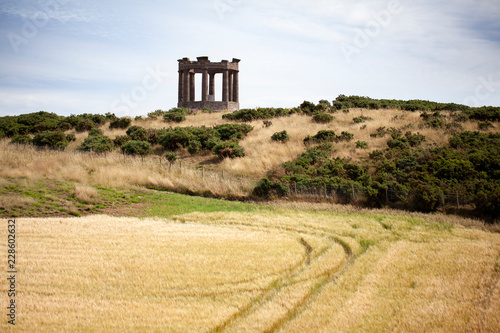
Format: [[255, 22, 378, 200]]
[[0, 141, 255, 197]]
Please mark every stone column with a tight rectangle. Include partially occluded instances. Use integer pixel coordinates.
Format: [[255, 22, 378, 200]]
[[189, 72, 195, 102], [183, 70, 190, 104], [209, 73, 215, 100], [178, 70, 183, 104], [228, 72, 233, 102], [233, 71, 239, 103], [222, 69, 229, 102], [202, 70, 208, 102]]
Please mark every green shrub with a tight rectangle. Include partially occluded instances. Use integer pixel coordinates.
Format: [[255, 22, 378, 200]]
[[158, 127, 194, 150], [163, 107, 192, 123], [271, 130, 290, 143], [66, 133, 76, 142], [312, 112, 334, 124], [78, 135, 114, 153], [338, 131, 354, 142], [121, 140, 152, 156], [147, 109, 167, 119], [165, 152, 177, 165], [32, 131, 68, 149], [369, 150, 384, 160], [356, 141, 368, 149], [164, 112, 186, 123], [478, 121, 495, 130], [300, 101, 316, 115], [213, 124, 253, 140], [75, 118, 96, 132], [212, 141, 245, 159], [304, 130, 337, 145], [10, 135, 32, 144], [353, 115, 373, 123], [252, 178, 289, 198], [89, 128, 103, 136], [109, 117, 132, 129], [370, 127, 387, 138], [188, 140, 202, 155], [126, 126, 148, 141], [113, 135, 130, 147]]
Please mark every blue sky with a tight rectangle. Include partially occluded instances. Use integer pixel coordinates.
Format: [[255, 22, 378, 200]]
[[0, 0, 499, 117]]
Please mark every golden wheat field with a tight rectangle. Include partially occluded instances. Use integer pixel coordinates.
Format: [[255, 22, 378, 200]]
[[1, 209, 499, 332]]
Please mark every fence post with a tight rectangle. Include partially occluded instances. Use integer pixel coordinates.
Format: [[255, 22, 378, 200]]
[[352, 184, 355, 201]]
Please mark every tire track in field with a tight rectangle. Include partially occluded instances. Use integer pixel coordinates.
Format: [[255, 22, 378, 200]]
[[210, 230, 354, 333]]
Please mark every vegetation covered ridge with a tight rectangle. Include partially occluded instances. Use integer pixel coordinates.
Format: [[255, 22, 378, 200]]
[[0, 95, 499, 221]]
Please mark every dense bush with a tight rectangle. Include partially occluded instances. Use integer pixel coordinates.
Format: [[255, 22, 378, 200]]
[[126, 126, 148, 141], [312, 112, 334, 124], [212, 141, 245, 159], [121, 140, 152, 156], [223, 107, 296, 121], [78, 135, 114, 153], [213, 124, 253, 140], [32, 131, 68, 149], [89, 128, 104, 137], [113, 135, 130, 147], [75, 118, 96, 132], [10, 135, 32, 144], [163, 107, 192, 123], [252, 178, 289, 198], [271, 130, 290, 143], [109, 117, 132, 129]]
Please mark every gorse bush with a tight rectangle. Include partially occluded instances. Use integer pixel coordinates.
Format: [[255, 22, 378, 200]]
[[212, 141, 245, 159], [126, 126, 148, 142], [32, 131, 68, 149], [109, 117, 132, 129], [163, 107, 193, 123], [121, 140, 152, 156], [223, 107, 296, 121], [271, 130, 290, 143], [10, 135, 32, 144], [78, 135, 114, 153], [312, 112, 334, 124]]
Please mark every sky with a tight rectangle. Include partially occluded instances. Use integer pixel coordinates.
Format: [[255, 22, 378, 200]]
[[0, 0, 499, 117]]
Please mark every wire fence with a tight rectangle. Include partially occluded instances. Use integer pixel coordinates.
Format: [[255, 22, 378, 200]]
[[283, 183, 474, 209]]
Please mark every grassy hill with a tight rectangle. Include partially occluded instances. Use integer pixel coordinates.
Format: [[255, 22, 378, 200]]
[[1, 98, 499, 219]]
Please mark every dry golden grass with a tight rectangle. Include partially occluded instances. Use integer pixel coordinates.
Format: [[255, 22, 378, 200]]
[[73, 184, 100, 203], [1, 205, 499, 331], [0, 141, 255, 197], [0, 215, 306, 332]]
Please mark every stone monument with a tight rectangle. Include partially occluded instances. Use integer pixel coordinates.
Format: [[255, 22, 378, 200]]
[[177, 56, 240, 111]]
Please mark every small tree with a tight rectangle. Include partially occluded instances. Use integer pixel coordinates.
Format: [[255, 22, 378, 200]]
[[165, 152, 177, 170]]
